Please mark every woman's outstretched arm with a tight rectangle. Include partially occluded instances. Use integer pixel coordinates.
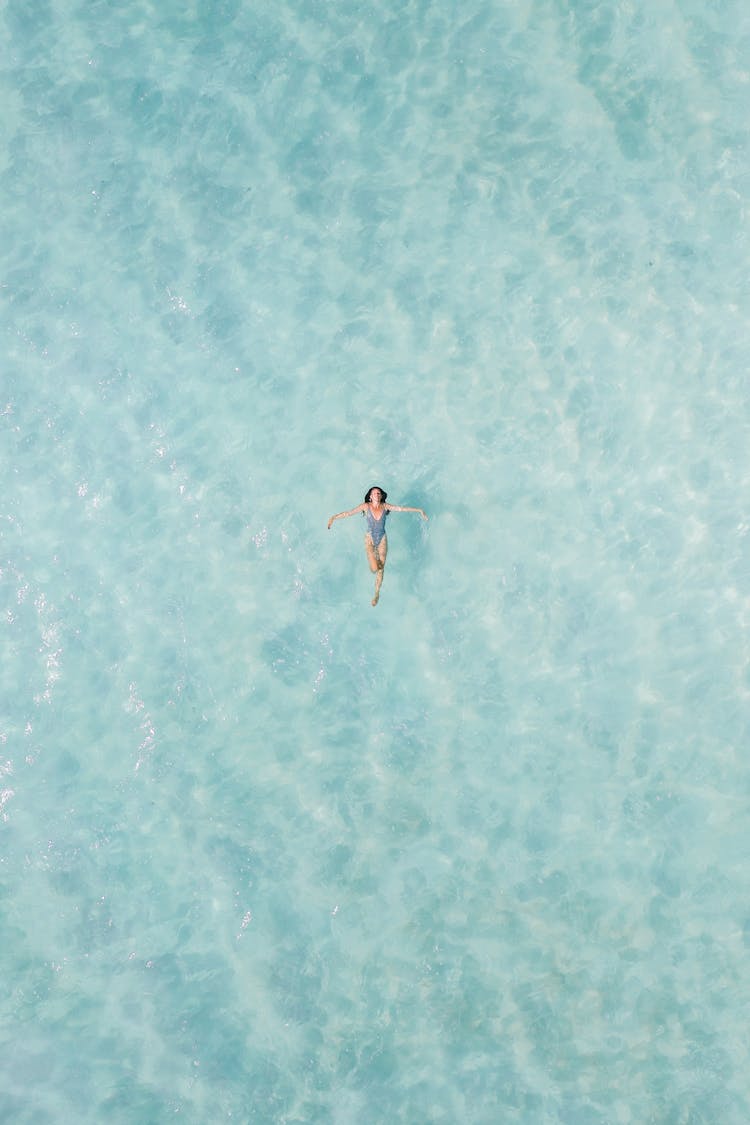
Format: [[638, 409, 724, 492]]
[[386, 504, 428, 519], [328, 503, 366, 529]]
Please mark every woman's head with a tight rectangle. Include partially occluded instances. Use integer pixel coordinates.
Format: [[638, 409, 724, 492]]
[[364, 486, 387, 503]]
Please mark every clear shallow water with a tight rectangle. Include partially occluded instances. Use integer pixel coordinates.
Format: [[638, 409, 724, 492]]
[[2, 1, 750, 1121]]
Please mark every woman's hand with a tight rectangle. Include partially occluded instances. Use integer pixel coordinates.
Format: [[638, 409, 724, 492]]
[[420, 510, 428, 520], [327, 517, 334, 529]]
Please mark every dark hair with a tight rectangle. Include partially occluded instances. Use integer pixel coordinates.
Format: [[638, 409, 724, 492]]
[[364, 485, 387, 503]]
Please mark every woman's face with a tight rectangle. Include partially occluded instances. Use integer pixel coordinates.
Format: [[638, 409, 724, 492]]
[[369, 489, 382, 504]]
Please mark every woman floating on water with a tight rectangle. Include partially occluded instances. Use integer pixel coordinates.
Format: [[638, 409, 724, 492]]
[[328, 486, 428, 606]]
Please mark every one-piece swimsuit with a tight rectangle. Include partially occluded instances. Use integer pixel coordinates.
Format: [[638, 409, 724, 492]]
[[365, 508, 388, 546]]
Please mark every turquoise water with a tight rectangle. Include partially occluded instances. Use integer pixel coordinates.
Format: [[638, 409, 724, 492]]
[[2, 1, 750, 1121]]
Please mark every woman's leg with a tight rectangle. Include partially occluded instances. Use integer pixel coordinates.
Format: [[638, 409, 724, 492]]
[[364, 534, 379, 573], [372, 537, 387, 605]]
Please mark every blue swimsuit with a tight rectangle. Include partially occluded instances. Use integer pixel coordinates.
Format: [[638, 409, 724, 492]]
[[365, 508, 388, 546]]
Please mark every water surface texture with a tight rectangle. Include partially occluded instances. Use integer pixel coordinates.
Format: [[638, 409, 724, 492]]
[[2, 1, 750, 1122]]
